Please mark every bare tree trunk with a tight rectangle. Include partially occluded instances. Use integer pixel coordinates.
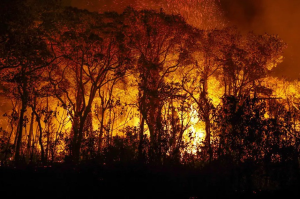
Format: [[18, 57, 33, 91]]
[[37, 118, 45, 164], [26, 111, 34, 162], [71, 117, 80, 162], [204, 115, 212, 161], [138, 114, 145, 162], [15, 98, 26, 165], [98, 109, 105, 154], [45, 96, 50, 164], [32, 109, 45, 164], [72, 106, 91, 162]]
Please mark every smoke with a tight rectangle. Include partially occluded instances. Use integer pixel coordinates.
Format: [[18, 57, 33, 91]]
[[68, 0, 137, 12], [219, 0, 300, 79], [264, 0, 300, 79], [219, 0, 264, 30], [67, 0, 224, 28]]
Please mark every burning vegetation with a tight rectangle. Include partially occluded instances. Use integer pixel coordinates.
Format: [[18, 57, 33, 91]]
[[0, 0, 299, 197]]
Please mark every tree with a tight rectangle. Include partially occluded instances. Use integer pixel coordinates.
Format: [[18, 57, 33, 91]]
[[45, 7, 130, 162], [0, 0, 58, 164], [181, 29, 224, 161], [122, 8, 195, 163], [217, 29, 285, 97]]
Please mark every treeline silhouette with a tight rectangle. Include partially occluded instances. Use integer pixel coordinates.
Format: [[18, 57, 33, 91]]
[[0, 0, 299, 197]]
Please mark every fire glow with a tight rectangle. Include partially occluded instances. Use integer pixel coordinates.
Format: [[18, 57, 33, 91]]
[[0, 0, 295, 167]]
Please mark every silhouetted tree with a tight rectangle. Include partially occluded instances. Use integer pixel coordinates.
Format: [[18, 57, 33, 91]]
[[45, 8, 130, 162], [122, 7, 195, 164], [0, 0, 59, 165]]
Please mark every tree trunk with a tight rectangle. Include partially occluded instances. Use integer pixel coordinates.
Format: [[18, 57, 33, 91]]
[[204, 115, 212, 161], [31, 107, 45, 164], [71, 117, 80, 162], [36, 115, 45, 164], [138, 115, 145, 162], [201, 73, 212, 162], [98, 109, 105, 154], [145, 101, 163, 165], [72, 108, 90, 162], [15, 98, 27, 165], [26, 111, 34, 162], [3, 125, 14, 166], [45, 96, 50, 163]]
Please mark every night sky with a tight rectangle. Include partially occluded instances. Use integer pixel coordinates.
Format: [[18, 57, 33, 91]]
[[59, 0, 300, 79]]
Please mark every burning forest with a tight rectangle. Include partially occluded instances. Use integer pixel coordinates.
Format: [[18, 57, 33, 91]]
[[0, 0, 299, 198]]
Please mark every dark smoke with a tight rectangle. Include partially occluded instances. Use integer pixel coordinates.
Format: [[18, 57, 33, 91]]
[[219, 0, 264, 29], [219, 0, 300, 79]]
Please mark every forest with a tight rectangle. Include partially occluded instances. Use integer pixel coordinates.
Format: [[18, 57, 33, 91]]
[[1, 0, 300, 198]]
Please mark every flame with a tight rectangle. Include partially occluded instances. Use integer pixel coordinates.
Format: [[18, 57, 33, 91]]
[[184, 105, 205, 154]]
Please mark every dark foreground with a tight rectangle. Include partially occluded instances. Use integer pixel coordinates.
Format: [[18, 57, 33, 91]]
[[0, 163, 299, 199]]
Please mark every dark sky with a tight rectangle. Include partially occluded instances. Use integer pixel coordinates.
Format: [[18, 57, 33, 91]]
[[65, 0, 300, 79]]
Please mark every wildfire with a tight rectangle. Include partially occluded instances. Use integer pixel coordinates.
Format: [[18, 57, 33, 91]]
[[185, 105, 205, 154], [0, 1, 289, 165]]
